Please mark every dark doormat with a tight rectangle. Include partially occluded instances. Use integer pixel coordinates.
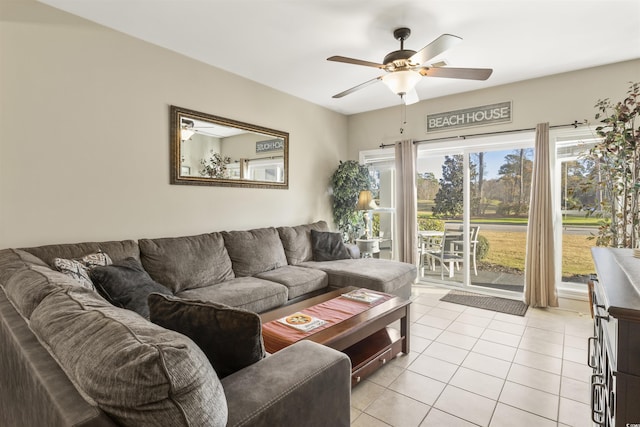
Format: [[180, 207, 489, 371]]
[[440, 290, 528, 317]]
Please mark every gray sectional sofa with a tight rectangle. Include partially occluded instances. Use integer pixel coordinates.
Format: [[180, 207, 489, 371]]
[[0, 221, 416, 426]]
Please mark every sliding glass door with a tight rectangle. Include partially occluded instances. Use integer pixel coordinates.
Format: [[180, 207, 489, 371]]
[[416, 133, 535, 296]]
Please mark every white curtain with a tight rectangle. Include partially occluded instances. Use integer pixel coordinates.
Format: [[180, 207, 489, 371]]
[[524, 123, 558, 307], [395, 140, 418, 265]]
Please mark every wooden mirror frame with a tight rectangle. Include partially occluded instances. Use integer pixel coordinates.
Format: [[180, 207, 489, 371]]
[[170, 105, 289, 189]]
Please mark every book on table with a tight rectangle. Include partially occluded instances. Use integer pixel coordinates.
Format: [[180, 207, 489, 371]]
[[341, 288, 384, 304], [277, 312, 326, 332]]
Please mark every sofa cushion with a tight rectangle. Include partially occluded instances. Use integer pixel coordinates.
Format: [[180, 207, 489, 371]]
[[22, 240, 140, 267], [254, 266, 328, 300], [299, 258, 417, 295], [53, 252, 112, 291], [29, 286, 228, 427], [222, 227, 288, 276], [148, 293, 265, 378], [3, 264, 82, 319], [90, 257, 172, 319], [276, 221, 330, 265], [139, 233, 234, 293], [310, 230, 351, 261], [177, 277, 288, 314]]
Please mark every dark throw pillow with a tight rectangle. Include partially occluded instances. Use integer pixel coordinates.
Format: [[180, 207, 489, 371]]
[[148, 293, 265, 378], [89, 257, 172, 319], [310, 229, 351, 261]]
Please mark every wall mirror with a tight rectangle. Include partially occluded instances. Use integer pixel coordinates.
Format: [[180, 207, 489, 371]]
[[170, 105, 288, 189]]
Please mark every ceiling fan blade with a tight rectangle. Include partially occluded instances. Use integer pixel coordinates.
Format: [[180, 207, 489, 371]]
[[327, 56, 386, 69], [419, 67, 493, 80], [409, 34, 462, 66], [332, 76, 383, 98], [403, 89, 419, 105]]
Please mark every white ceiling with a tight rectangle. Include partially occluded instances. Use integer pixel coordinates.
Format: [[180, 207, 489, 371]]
[[38, 0, 640, 116]]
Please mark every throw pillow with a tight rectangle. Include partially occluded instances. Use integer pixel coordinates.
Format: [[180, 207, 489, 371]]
[[53, 251, 112, 291], [310, 229, 351, 261], [89, 257, 172, 319], [148, 293, 265, 378]]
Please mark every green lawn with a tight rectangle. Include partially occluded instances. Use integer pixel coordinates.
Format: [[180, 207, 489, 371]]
[[480, 230, 596, 277]]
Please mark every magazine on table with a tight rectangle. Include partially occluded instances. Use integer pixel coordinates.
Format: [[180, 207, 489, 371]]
[[277, 312, 326, 332], [341, 288, 384, 304]]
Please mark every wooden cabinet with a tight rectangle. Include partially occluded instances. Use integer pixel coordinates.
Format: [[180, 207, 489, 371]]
[[590, 248, 640, 426]]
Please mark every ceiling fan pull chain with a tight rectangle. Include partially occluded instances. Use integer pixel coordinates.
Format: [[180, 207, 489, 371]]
[[400, 94, 406, 134]]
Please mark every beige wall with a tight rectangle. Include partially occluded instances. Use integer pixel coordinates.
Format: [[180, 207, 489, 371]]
[[0, 1, 347, 248], [347, 59, 640, 159]]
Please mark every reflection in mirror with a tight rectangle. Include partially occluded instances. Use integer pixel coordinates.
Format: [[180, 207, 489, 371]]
[[170, 106, 288, 189]]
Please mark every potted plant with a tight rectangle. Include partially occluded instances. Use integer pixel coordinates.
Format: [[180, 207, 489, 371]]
[[586, 81, 640, 248], [329, 160, 372, 242], [200, 151, 231, 179]]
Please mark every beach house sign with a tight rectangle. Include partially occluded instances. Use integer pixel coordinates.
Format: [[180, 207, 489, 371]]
[[426, 101, 512, 133], [256, 138, 284, 153]]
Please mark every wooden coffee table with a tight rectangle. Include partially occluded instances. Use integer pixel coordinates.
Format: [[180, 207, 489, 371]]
[[260, 287, 411, 386]]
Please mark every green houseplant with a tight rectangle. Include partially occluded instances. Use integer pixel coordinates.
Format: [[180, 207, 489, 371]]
[[586, 81, 640, 248], [330, 160, 371, 242], [200, 151, 231, 179]]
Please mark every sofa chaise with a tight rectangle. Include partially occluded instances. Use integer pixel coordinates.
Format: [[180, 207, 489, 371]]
[[0, 221, 416, 426]]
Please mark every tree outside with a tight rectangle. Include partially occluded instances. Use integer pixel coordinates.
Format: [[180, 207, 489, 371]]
[[432, 155, 466, 217]]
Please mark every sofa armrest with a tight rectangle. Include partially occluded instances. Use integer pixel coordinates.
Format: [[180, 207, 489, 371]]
[[0, 288, 117, 427], [221, 340, 351, 427]]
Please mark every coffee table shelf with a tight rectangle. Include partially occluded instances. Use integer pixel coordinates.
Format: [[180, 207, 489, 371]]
[[344, 327, 403, 386]]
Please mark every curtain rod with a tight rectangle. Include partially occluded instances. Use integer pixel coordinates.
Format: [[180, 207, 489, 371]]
[[378, 120, 588, 148]]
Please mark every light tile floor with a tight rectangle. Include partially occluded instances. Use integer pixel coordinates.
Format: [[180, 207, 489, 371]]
[[350, 285, 594, 427]]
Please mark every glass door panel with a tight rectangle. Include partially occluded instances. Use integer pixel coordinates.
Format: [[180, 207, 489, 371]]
[[557, 142, 598, 285], [366, 157, 395, 260], [417, 151, 464, 285], [467, 149, 531, 294]]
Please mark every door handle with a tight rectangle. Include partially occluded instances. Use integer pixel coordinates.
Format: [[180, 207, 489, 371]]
[[587, 336, 598, 369]]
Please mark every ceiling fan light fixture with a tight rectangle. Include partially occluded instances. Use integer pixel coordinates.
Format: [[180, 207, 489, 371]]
[[181, 119, 195, 141], [181, 129, 195, 141], [382, 70, 421, 95]]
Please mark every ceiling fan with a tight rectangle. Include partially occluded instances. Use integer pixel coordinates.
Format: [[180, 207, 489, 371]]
[[327, 27, 493, 105]]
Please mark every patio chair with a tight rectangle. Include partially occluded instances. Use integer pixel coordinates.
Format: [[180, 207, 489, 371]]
[[451, 225, 480, 275], [418, 231, 443, 276], [423, 229, 464, 279]]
